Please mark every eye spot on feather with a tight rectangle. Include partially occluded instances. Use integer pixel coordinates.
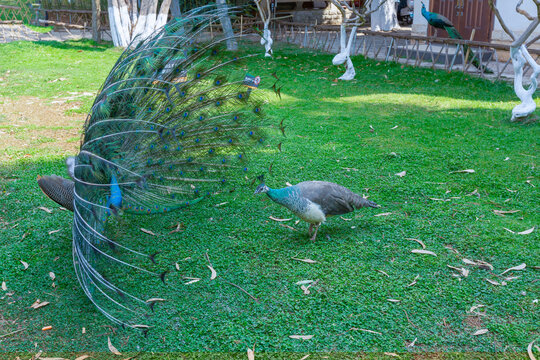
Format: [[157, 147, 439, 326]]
[[238, 154, 243, 159], [150, 144, 154, 149], [187, 157, 192, 162], [228, 139, 233, 143], [221, 179, 226, 183], [222, 158, 226, 163], [163, 145, 168, 150], [180, 91, 185, 96], [213, 127, 218, 131], [238, 93, 243, 99], [254, 107, 260, 113], [180, 131, 185, 136], [183, 112, 189, 117], [216, 101, 221, 106], [248, 131, 253, 136], [196, 73, 201, 78], [166, 107, 171, 112], [215, 80, 221, 85], [233, 115, 238, 121], [244, 167, 248, 171], [176, 145, 182, 151], [208, 148, 214, 153], [198, 96, 204, 101], [199, 115, 204, 121], [195, 138, 200, 143], [199, 167, 204, 171]]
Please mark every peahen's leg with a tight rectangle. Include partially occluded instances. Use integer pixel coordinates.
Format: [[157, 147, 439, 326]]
[[308, 223, 313, 236], [310, 223, 320, 241]]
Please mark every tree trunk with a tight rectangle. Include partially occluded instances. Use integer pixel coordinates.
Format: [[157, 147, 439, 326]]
[[370, 0, 399, 31], [92, 0, 101, 42], [170, 0, 181, 18], [216, 0, 238, 51]]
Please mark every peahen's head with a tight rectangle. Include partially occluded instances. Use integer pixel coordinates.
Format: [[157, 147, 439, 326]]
[[254, 174, 270, 194]]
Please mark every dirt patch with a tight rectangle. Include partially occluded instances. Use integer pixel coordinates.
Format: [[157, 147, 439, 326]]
[[464, 315, 484, 328], [0, 96, 86, 156]]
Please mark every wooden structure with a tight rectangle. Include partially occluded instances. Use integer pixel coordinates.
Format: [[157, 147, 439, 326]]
[[428, 0, 494, 42], [274, 20, 540, 81], [0, 0, 33, 24], [37, 8, 108, 29]]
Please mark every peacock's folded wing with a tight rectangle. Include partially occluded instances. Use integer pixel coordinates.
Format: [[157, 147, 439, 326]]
[[71, 6, 277, 330]]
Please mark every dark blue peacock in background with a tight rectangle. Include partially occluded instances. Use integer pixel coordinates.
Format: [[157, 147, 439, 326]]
[[37, 6, 281, 332], [421, 2, 492, 73]]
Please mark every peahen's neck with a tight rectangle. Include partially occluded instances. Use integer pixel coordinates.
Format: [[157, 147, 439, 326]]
[[421, 5, 430, 20], [266, 186, 298, 206]]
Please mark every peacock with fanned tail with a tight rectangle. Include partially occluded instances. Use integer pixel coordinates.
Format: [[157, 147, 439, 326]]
[[421, 2, 492, 73], [37, 6, 281, 332]]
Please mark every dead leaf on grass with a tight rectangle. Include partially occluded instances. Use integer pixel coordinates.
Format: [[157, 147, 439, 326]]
[[377, 270, 390, 277], [74, 356, 91, 360], [395, 171, 406, 177], [485, 278, 506, 286], [387, 299, 400, 303], [449, 169, 475, 174], [38, 206, 52, 213], [472, 329, 489, 336], [407, 275, 420, 287], [407, 337, 417, 347], [30, 299, 50, 309], [48, 229, 60, 235], [493, 210, 520, 216], [207, 265, 217, 280], [108, 337, 122, 355], [384, 353, 400, 358], [291, 257, 317, 264], [49, 272, 55, 281], [406, 238, 426, 249], [1, 281, 6, 291], [374, 212, 392, 217], [184, 277, 201, 285], [500, 263, 526, 275], [140, 228, 157, 236], [247, 347, 255, 360], [269, 216, 292, 222], [295, 280, 314, 286], [20, 260, 29, 270], [447, 265, 469, 277], [411, 249, 437, 257], [527, 339, 538, 360], [289, 335, 313, 340]]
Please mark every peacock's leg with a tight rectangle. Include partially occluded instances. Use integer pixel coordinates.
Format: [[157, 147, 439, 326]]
[[308, 223, 314, 236], [310, 223, 320, 241]]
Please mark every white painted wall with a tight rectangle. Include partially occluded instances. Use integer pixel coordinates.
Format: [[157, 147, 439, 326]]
[[411, 0, 540, 42]]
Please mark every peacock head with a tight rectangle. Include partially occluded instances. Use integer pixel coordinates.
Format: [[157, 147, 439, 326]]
[[254, 174, 269, 194]]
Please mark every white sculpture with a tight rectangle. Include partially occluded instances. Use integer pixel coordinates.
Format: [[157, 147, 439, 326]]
[[255, 0, 274, 57], [330, 0, 392, 80], [489, 0, 540, 121]]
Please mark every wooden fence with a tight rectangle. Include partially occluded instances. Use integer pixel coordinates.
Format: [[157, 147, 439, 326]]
[[274, 21, 540, 81], [0, 0, 33, 24]]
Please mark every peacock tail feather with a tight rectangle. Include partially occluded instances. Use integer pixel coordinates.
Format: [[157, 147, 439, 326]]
[[70, 6, 279, 331]]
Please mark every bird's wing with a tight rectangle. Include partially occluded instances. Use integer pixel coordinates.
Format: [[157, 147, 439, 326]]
[[37, 175, 75, 211], [296, 181, 356, 216], [444, 25, 463, 39]]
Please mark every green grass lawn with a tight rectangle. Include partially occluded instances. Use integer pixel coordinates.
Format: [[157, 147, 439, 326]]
[[0, 39, 538, 359]]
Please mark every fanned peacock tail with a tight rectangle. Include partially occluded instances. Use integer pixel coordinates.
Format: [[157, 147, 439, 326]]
[[69, 6, 279, 331]]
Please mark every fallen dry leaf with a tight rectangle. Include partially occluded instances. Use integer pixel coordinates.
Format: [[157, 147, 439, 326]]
[[493, 209, 520, 216], [472, 329, 489, 336], [42, 326, 52, 331], [406, 275, 420, 287], [74, 356, 91, 360], [184, 277, 201, 285], [247, 347, 255, 360], [108, 337, 122, 355], [411, 249, 437, 257], [377, 270, 390, 277], [140, 228, 157, 236], [269, 216, 292, 222], [353, 328, 382, 335], [291, 257, 317, 264], [49, 272, 56, 281], [406, 238, 426, 249], [384, 353, 400, 358], [38, 206, 52, 213], [299, 355, 310, 360], [207, 265, 217, 280], [485, 278, 506, 286], [527, 339, 537, 360], [407, 337, 417, 347], [280, 224, 297, 231], [145, 297, 166, 304], [48, 229, 60, 235], [387, 299, 400, 303], [449, 169, 475, 174], [1, 281, 6, 291], [289, 335, 313, 340], [518, 227, 535, 235], [30, 299, 50, 309], [374, 212, 392, 217], [500, 263, 526, 275], [447, 265, 469, 277], [20, 260, 29, 270], [295, 280, 314, 286], [395, 171, 406, 177]]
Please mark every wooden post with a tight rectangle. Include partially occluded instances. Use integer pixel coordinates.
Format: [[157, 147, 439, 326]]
[[240, 14, 243, 36], [91, 0, 101, 42], [464, 29, 475, 66]]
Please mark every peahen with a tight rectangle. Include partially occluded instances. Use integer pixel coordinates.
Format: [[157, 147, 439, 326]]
[[421, 2, 492, 73], [37, 6, 280, 332], [255, 176, 378, 240]]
